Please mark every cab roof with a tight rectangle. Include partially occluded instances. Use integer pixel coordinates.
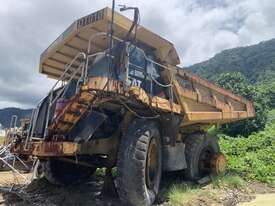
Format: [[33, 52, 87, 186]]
[[39, 7, 180, 79]]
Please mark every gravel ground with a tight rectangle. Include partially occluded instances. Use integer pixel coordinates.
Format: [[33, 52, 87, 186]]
[[0, 171, 274, 206]]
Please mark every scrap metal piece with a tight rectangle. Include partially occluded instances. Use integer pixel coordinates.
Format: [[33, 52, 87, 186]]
[[0, 144, 29, 181]]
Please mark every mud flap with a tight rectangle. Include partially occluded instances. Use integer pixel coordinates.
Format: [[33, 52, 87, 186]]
[[162, 142, 187, 171], [160, 114, 182, 145], [67, 111, 107, 142]]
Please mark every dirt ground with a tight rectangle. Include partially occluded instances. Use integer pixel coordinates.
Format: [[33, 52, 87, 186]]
[[0, 171, 274, 206], [238, 193, 275, 206], [0, 171, 120, 206]]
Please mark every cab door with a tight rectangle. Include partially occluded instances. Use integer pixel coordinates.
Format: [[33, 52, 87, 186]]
[[128, 46, 163, 96]]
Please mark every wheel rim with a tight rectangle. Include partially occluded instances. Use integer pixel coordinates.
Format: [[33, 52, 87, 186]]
[[198, 146, 215, 176], [145, 137, 159, 190], [211, 153, 227, 175]]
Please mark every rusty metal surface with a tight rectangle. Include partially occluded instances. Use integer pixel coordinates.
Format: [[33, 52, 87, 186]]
[[11, 141, 78, 157], [49, 91, 96, 134], [211, 153, 227, 175], [11, 133, 118, 158], [172, 66, 255, 126], [146, 137, 159, 189], [87, 75, 254, 127]]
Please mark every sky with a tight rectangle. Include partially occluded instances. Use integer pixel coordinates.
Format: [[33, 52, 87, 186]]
[[0, 0, 275, 109]]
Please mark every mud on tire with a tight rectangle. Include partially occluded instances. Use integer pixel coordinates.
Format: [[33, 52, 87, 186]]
[[117, 119, 162, 206]]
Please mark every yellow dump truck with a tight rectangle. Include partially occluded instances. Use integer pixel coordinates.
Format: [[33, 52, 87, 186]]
[[10, 7, 255, 206]]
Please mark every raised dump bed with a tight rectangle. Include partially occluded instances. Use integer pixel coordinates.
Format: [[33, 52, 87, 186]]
[[40, 7, 179, 79], [172, 67, 255, 127]]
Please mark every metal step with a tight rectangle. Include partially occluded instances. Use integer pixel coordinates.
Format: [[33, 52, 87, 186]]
[[48, 91, 95, 134]]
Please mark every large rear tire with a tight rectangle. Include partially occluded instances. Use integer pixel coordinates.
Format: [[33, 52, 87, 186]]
[[117, 119, 162, 206], [184, 132, 220, 181], [42, 159, 96, 185]]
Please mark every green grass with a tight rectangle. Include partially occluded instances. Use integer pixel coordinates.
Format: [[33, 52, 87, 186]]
[[211, 175, 246, 189], [95, 167, 118, 177], [95, 168, 105, 176], [161, 175, 246, 205], [165, 184, 200, 206]]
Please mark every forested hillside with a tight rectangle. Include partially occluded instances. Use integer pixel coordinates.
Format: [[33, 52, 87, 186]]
[[0, 108, 32, 128], [188, 38, 275, 137], [188, 38, 275, 84]]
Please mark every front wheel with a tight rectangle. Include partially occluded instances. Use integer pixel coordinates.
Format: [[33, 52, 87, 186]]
[[117, 120, 162, 206]]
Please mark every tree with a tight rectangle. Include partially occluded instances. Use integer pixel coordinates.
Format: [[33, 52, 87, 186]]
[[257, 82, 275, 109], [214, 72, 267, 137]]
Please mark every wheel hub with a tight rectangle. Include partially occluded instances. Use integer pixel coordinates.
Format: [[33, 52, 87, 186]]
[[146, 138, 158, 189], [211, 153, 226, 175], [198, 146, 214, 175]]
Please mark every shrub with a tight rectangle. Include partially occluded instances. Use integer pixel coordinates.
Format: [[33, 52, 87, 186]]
[[219, 124, 275, 186]]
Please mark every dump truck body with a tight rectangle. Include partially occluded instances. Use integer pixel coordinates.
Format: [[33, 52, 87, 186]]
[[38, 7, 254, 128], [9, 7, 254, 206]]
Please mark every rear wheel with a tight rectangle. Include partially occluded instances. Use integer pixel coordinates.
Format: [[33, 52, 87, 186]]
[[184, 132, 224, 181], [117, 120, 162, 206], [42, 159, 96, 185]]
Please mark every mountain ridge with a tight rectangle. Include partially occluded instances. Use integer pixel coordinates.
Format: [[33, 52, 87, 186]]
[[188, 38, 275, 83], [0, 107, 32, 128]]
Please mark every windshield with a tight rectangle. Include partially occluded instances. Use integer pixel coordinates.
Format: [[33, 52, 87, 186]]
[[87, 43, 165, 96], [87, 42, 126, 79], [87, 54, 110, 77]]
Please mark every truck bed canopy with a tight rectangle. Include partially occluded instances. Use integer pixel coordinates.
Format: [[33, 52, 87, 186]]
[[39, 7, 180, 79]]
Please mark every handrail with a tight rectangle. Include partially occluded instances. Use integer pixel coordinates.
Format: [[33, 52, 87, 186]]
[[8, 115, 18, 142], [43, 52, 87, 138], [43, 63, 85, 138], [91, 35, 174, 102], [9, 115, 17, 130], [85, 32, 122, 82], [127, 47, 174, 104], [24, 109, 35, 150], [87, 41, 173, 90], [84, 51, 117, 83], [87, 52, 107, 58], [52, 63, 85, 104], [48, 52, 86, 94]]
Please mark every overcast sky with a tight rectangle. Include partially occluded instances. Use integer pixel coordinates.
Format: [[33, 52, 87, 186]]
[[0, 0, 274, 109]]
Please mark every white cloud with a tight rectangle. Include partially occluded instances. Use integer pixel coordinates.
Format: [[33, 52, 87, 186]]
[[0, 0, 274, 108]]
